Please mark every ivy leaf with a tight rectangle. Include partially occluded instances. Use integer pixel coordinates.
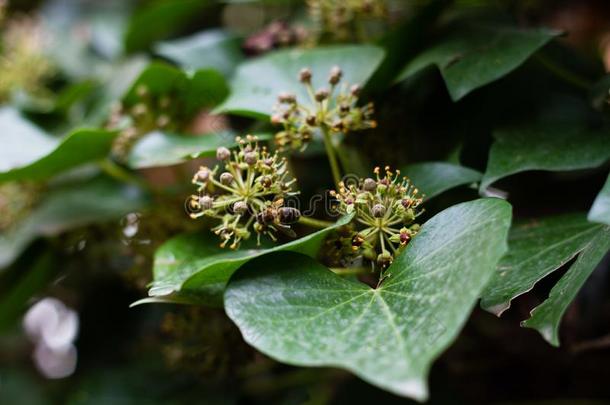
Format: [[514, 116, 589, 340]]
[[401, 161, 481, 199], [480, 125, 610, 192], [396, 25, 558, 100], [481, 213, 604, 316], [154, 29, 244, 77], [0, 108, 116, 183], [0, 176, 148, 269], [522, 226, 610, 346], [124, 0, 211, 52], [123, 63, 228, 115], [147, 215, 353, 306], [225, 198, 511, 400], [215, 45, 385, 118], [588, 173, 610, 225]]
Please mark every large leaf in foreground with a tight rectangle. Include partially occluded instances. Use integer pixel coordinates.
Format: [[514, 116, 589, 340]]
[[481, 213, 603, 316], [588, 173, 610, 225], [402, 161, 481, 199], [0, 176, 148, 269], [522, 226, 610, 346], [0, 108, 116, 182], [154, 29, 243, 77], [480, 125, 610, 192], [148, 215, 353, 306], [225, 198, 511, 400], [215, 45, 385, 118], [396, 25, 558, 100]]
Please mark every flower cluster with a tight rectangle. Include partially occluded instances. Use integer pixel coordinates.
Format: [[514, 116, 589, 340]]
[[308, 0, 387, 42], [330, 167, 423, 269], [271, 66, 376, 152], [108, 84, 178, 159], [187, 135, 300, 249], [0, 13, 54, 102]]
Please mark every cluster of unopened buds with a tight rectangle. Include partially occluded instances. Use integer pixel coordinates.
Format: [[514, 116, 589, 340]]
[[271, 66, 376, 151], [186, 135, 301, 249], [109, 84, 176, 159], [330, 167, 424, 269]]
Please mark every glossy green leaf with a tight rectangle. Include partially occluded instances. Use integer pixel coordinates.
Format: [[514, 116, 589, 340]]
[[588, 173, 610, 225], [522, 226, 610, 346], [480, 125, 610, 192], [0, 108, 117, 183], [216, 45, 385, 118], [148, 215, 353, 306], [481, 213, 603, 316], [154, 29, 244, 76], [225, 198, 511, 400], [402, 161, 482, 199], [124, 0, 211, 52], [0, 176, 148, 269], [123, 63, 228, 114], [396, 25, 558, 100]]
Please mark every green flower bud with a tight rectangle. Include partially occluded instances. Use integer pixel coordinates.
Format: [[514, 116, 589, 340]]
[[220, 172, 234, 185]]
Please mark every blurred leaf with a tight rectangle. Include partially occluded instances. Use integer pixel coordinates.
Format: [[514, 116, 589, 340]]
[[124, 0, 211, 52], [148, 214, 353, 306], [0, 369, 49, 405], [0, 176, 148, 269], [396, 25, 559, 101], [481, 213, 603, 316], [588, 172, 610, 225], [225, 199, 511, 401], [0, 108, 116, 183], [154, 29, 244, 77], [216, 45, 385, 118], [522, 226, 610, 346], [480, 125, 610, 192], [401, 162, 481, 199], [123, 63, 229, 114]]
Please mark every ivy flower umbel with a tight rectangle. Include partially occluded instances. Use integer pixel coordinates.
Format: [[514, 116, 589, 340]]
[[187, 135, 300, 249], [330, 167, 423, 269], [271, 65, 376, 152]]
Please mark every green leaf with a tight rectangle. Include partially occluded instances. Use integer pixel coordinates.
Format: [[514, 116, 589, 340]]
[[0, 108, 117, 183], [154, 29, 244, 77], [0, 176, 148, 269], [148, 215, 353, 306], [588, 172, 610, 225], [123, 63, 228, 114], [124, 0, 211, 52], [481, 213, 603, 316], [215, 45, 385, 118], [522, 226, 610, 346], [396, 25, 559, 101], [480, 125, 610, 192], [401, 161, 482, 199], [225, 198, 511, 400]]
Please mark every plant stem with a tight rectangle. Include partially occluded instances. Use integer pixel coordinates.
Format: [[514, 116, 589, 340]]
[[320, 124, 342, 188], [534, 53, 593, 90], [298, 216, 334, 229], [330, 267, 368, 276], [99, 158, 149, 190]]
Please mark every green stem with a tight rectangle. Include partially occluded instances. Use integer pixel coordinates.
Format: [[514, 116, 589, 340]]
[[320, 124, 342, 188], [534, 53, 593, 90], [330, 267, 368, 276], [298, 216, 334, 229]]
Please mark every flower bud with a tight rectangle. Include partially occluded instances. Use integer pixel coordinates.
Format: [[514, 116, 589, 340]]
[[299, 67, 312, 83], [377, 251, 393, 268], [271, 114, 283, 125], [195, 167, 210, 182], [350, 84, 361, 96], [329, 66, 342, 85], [278, 92, 296, 104], [372, 203, 386, 218], [216, 146, 231, 161], [199, 195, 214, 210], [315, 88, 329, 102], [233, 201, 248, 214], [306, 115, 317, 126], [260, 175, 273, 188], [244, 151, 258, 165], [363, 178, 377, 192], [220, 172, 234, 185], [136, 85, 148, 98]]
